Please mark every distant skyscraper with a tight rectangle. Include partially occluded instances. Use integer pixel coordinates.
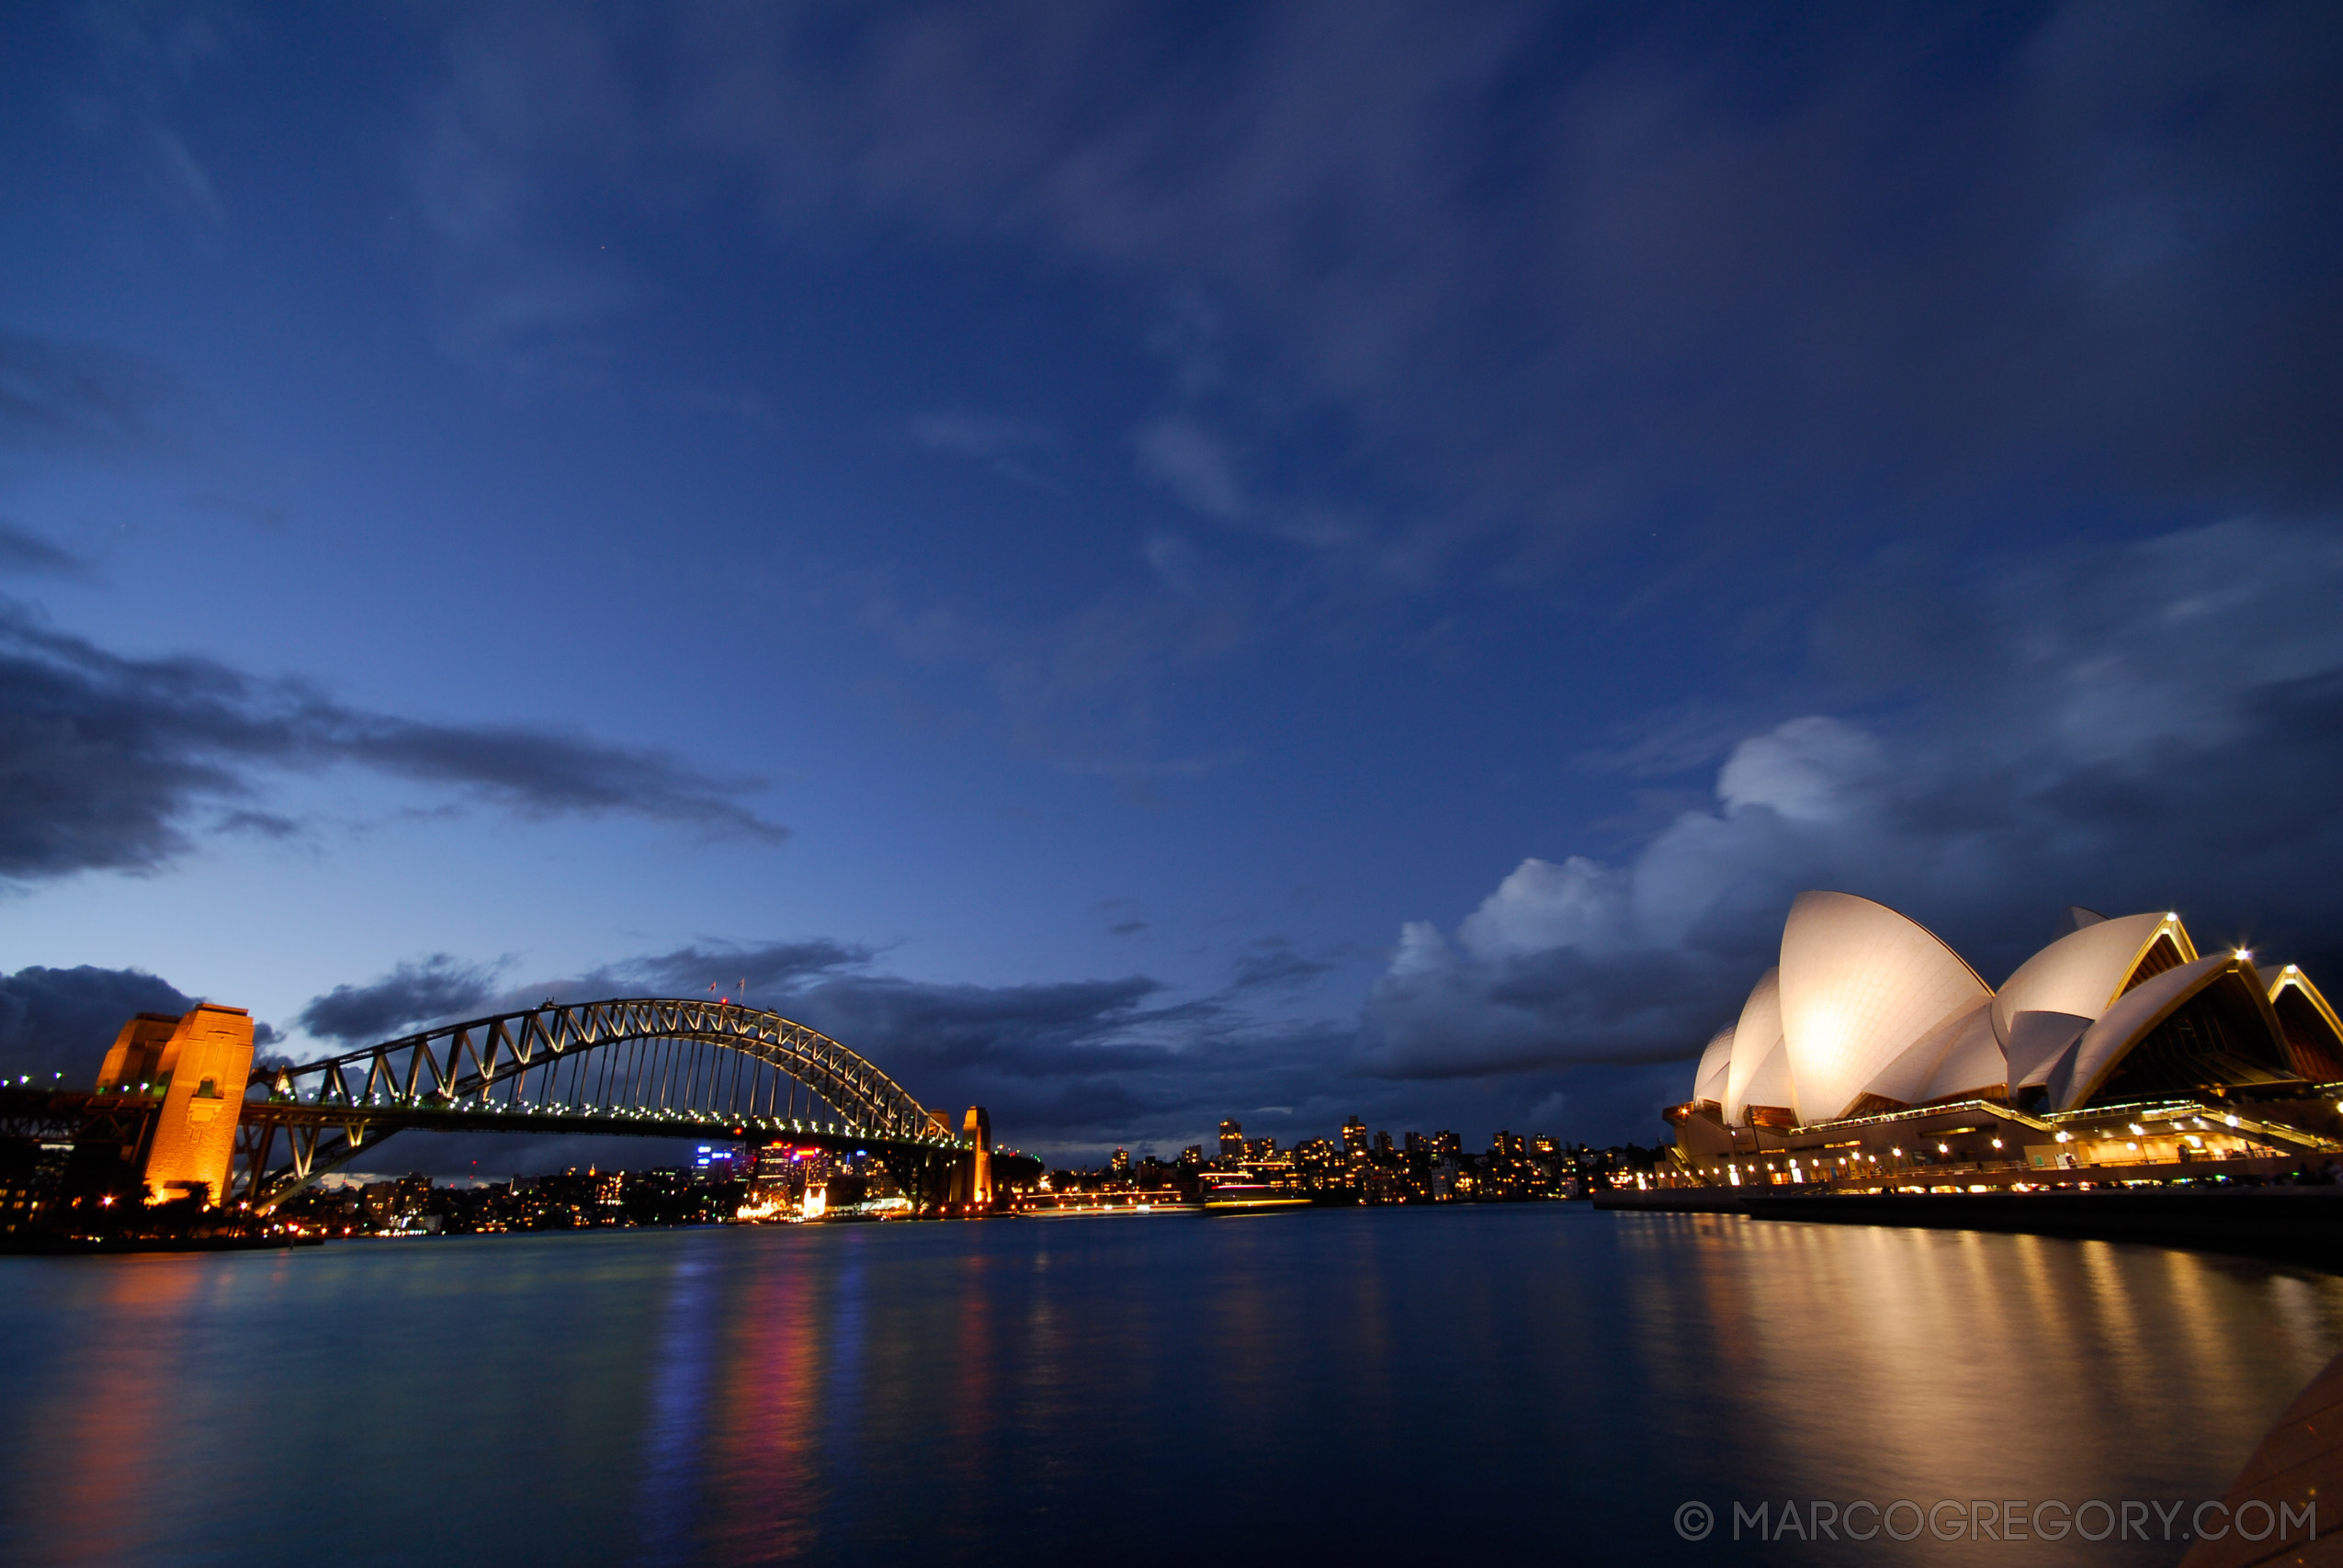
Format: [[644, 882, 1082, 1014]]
[[1374, 1130, 1394, 1156], [1219, 1119, 1245, 1160], [1342, 1117, 1368, 1156], [1111, 1147, 1130, 1177]]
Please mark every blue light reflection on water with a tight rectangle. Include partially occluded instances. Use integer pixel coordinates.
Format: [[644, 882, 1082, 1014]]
[[637, 1256, 711, 1568], [2, 1206, 2338, 1566]]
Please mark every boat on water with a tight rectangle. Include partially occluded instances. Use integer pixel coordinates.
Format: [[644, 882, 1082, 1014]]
[[1199, 1181, 1312, 1214], [1013, 1190, 1195, 1217]]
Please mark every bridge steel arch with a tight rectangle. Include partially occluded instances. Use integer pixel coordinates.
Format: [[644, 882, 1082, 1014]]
[[234, 998, 968, 1210]]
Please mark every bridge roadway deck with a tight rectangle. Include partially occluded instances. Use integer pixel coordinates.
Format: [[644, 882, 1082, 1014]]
[[1, 1085, 965, 1156], [236, 1097, 956, 1152]]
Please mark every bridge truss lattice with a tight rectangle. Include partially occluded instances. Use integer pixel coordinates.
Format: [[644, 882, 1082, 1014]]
[[234, 998, 964, 1208]]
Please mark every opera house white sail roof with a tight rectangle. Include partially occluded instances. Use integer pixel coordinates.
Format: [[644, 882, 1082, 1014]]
[[1685, 894, 2343, 1130]]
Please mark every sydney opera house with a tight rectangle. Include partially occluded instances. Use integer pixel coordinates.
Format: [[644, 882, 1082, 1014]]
[[1668, 895, 2343, 1186]]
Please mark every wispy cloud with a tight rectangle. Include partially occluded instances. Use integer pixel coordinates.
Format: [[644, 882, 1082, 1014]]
[[0, 329, 223, 468], [909, 410, 1062, 488], [0, 601, 785, 882], [401, 3, 2343, 575], [1133, 416, 1247, 521], [63, 1, 237, 243], [0, 518, 86, 579]]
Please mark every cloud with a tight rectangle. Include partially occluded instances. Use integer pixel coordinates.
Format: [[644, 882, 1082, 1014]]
[[481, 933, 1353, 1148], [1364, 514, 2343, 1077], [0, 327, 280, 529], [1133, 416, 1248, 521], [584, 939, 876, 1000], [1228, 939, 1335, 992], [60, 2, 237, 242], [909, 411, 1061, 487], [0, 602, 785, 881], [300, 936, 1234, 1146], [853, 570, 1251, 783], [0, 328, 221, 467], [241, 924, 1691, 1163], [295, 954, 506, 1047], [783, 972, 1346, 1148], [403, 2, 2343, 576], [0, 519, 85, 578], [0, 964, 195, 1086]]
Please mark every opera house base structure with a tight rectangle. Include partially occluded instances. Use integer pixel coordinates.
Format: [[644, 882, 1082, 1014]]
[[1665, 897, 2343, 1191]]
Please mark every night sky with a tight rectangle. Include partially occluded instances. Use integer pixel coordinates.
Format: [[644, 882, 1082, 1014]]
[[3, 2, 2339, 1168]]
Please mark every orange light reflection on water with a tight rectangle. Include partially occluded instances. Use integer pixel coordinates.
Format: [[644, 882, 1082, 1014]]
[[1620, 1213, 2343, 1506]]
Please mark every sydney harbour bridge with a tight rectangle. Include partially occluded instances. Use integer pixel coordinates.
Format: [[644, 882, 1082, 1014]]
[[0, 997, 1002, 1218]]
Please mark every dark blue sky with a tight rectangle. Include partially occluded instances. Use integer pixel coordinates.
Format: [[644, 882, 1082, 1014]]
[[3, 1, 2339, 1166]]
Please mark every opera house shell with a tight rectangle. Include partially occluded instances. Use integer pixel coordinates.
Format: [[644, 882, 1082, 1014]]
[[1669, 895, 2343, 1185]]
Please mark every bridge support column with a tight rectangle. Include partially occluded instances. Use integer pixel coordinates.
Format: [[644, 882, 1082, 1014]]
[[97, 1005, 255, 1206]]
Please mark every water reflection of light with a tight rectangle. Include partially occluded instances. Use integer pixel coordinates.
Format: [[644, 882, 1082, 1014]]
[[1618, 1213, 2343, 1520], [633, 1253, 714, 1567], [13, 1213, 2343, 1563], [712, 1232, 832, 1562], [48, 1259, 209, 1562]]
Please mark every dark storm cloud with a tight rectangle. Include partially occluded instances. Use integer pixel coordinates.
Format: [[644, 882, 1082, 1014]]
[[414, 2, 2343, 567], [707, 958, 1550, 1153], [0, 964, 194, 1085], [295, 954, 504, 1047], [784, 971, 1348, 1148], [563, 941, 1369, 1149], [1364, 515, 2343, 1077], [788, 973, 1172, 1075], [0, 602, 784, 880], [290, 942, 1218, 1139]]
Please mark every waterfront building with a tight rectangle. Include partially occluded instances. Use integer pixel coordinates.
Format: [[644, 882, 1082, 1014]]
[[1670, 896, 2343, 1185], [1219, 1119, 1245, 1160], [1341, 1117, 1368, 1156]]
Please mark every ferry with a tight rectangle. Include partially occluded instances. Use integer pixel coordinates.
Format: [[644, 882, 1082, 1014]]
[[1013, 1189, 1195, 1217], [1199, 1180, 1312, 1214]]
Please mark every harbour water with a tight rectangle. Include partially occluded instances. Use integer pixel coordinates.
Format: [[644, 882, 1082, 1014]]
[[3, 1205, 2337, 1565]]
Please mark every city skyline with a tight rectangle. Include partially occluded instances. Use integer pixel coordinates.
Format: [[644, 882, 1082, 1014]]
[[2, 4, 2339, 1167]]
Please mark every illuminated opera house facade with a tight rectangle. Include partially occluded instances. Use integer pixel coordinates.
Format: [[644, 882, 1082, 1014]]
[[1668, 894, 2343, 1186]]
